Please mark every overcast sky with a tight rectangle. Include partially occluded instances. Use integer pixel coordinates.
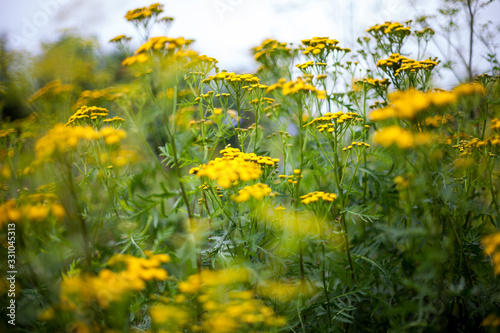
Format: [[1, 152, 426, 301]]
[[0, 0, 499, 83]]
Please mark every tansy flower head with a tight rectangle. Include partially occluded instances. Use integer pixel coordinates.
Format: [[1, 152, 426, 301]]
[[300, 191, 337, 204], [482, 232, 500, 275], [190, 147, 279, 188], [369, 89, 457, 121], [373, 126, 434, 149], [28, 80, 74, 104], [231, 183, 272, 203], [453, 82, 486, 96], [305, 110, 362, 132]]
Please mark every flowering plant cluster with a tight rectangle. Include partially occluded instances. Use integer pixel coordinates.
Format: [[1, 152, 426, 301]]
[[1, 4, 500, 333]]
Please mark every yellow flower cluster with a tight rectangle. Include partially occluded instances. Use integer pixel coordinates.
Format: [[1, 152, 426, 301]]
[[353, 77, 390, 90], [121, 53, 149, 66], [179, 268, 249, 293], [27, 80, 73, 103], [394, 175, 409, 190], [190, 160, 261, 189], [301, 37, 350, 56], [443, 132, 471, 145], [369, 89, 457, 121], [266, 77, 326, 98], [73, 87, 125, 110], [99, 127, 127, 145], [61, 252, 169, 309], [300, 191, 337, 204], [0, 162, 11, 182], [453, 134, 500, 157], [185, 54, 219, 72], [175, 268, 284, 332], [200, 289, 285, 333], [305, 111, 362, 132], [492, 118, 500, 132], [35, 125, 97, 161], [452, 138, 486, 157], [374, 126, 434, 149], [35, 124, 126, 162], [66, 106, 114, 126], [483, 314, 500, 328], [122, 36, 194, 66], [367, 21, 411, 37], [136, 36, 192, 54], [109, 35, 131, 43], [202, 72, 260, 86], [0, 195, 65, 227], [158, 16, 174, 24], [483, 232, 500, 275], [296, 61, 328, 70], [0, 200, 21, 227], [231, 183, 272, 203], [219, 147, 279, 168], [342, 141, 370, 151], [150, 304, 190, 327], [125, 3, 163, 22], [100, 148, 138, 168], [370, 100, 388, 110], [190, 147, 278, 188], [104, 116, 126, 124], [376, 53, 438, 76], [256, 280, 305, 302], [278, 169, 303, 185], [424, 114, 454, 127], [0, 128, 16, 139], [253, 39, 291, 61], [414, 27, 435, 39], [453, 82, 486, 96], [249, 96, 275, 106]]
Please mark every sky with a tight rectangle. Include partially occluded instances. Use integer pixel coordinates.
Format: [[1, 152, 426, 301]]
[[0, 0, 499, 84]]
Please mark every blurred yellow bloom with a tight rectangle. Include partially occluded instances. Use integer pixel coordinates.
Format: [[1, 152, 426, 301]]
[[453, 82, 486, 96], [231, 183, 272, 203], [374, 126, 434, 149]]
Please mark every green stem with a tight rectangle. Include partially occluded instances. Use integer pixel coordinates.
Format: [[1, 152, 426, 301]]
[[164, 85, 193, 220], [322, 243, 332, 327]]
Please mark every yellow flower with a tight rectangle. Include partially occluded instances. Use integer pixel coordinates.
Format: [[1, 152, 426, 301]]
[[50, 203, 65, 220], [424, 114, 453, 127], [370, 89, 457, 121], [252, 39, 291, 61], [35, 124, 99, 161], [305, 110, 362, 131], [27, 80, 74, 103], [190, 147, 278, 188], [99, 127, 127, 145], [109, 35, 131, 43], [394, 176, 409, 190], [492, 118, 500, 132], [300, 191, 337, 204], [231, 183, 272, 203], [150, 305, 190, 326], [483, 232, 500, 275], [374, 126, 434, 149], [0, 200, 21, 227], [269, 76, 325, 98], [122, 53, 149, 66], [27, 204, 49, 221], [453, 82, 486, 96], [125, 3, 163, 22]]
